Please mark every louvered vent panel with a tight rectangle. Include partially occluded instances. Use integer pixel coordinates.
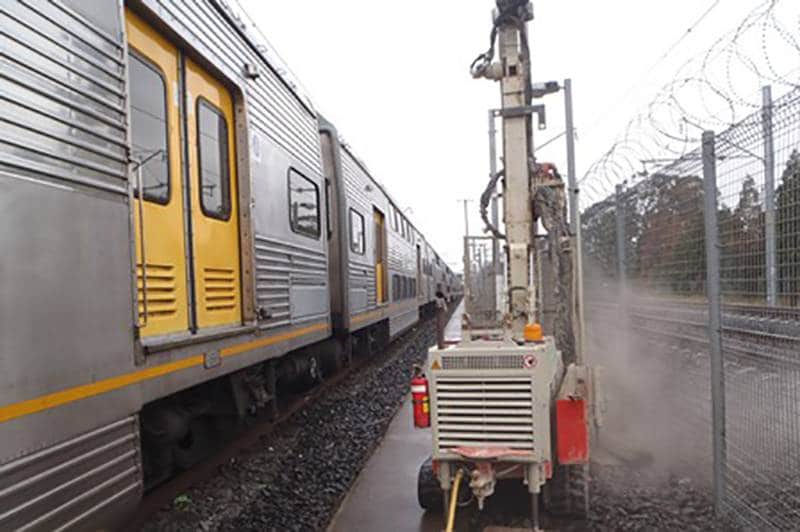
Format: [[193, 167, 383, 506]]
[[434, 377, 535, 451], [442, 354, 525, 370], [137, 263, 177, 319], [203, 267, 237, 312]]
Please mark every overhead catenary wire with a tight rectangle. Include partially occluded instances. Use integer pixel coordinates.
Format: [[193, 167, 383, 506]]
[[581, 0, 723, 137]]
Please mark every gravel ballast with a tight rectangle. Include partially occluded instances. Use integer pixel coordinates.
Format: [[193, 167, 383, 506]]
[[143, 307, 738, 532], [142, 322, 436, 532]]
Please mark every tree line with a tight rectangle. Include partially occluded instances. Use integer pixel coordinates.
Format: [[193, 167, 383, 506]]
[[581, 150, 800, 306]]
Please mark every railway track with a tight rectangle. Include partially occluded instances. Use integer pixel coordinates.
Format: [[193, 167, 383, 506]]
[[591, 297, 800, 321], [588, 299, 800, 365], [126, 303, 457, 531]]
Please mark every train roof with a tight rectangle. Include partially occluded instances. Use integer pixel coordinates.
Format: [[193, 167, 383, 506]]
[[211, 0, 316, 115]]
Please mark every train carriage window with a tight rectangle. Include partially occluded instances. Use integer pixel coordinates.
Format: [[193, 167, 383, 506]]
[[197, 98, 231, 220], [391, 206, 398, 232], [349, 208, 365, 254], [288, 169, 321, 238], [129, 52, 169, 204]]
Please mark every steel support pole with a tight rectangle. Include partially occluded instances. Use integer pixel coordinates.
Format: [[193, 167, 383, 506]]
[[488, 110, 501, 321], [702, 130, 727, 515], [762, 86, 777, 306], [565, 79, 579, 231], [564, 78, 585, 364]]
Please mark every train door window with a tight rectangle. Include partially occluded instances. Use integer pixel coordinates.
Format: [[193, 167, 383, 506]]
[[197, 99, 231, 220], [288, 169, 320, 238], [349, 209, 365, 254], [129, 52, 169, 204], [392, 275, 399, 300], [391, 206, 398, 232]]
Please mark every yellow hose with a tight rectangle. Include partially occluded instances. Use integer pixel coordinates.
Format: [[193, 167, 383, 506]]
[[445, 468, 464, 532]]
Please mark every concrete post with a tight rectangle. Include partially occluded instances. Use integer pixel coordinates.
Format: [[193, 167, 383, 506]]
[[702, 130, 727, 515]]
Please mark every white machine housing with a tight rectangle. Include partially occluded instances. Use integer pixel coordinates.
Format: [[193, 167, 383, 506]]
[[428, 338, 563, 493]]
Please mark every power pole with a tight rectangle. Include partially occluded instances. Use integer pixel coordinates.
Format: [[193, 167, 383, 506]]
[[457, 198, 472, 237]]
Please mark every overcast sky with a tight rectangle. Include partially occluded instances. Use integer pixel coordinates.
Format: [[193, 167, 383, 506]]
[[239, 0, 782, 271]]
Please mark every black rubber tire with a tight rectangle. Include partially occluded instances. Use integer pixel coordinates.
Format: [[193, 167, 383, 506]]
[[417, 457, 444, 512], [545, 463, 589, 519]]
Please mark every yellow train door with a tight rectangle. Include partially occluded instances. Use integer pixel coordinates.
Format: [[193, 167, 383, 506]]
[[374, 208, 386, 304], [185, 58, 242, 329], [126, 10, 189, 337]]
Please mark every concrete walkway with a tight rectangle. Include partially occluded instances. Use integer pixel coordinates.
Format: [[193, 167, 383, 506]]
[[329, 303, 464, 532]]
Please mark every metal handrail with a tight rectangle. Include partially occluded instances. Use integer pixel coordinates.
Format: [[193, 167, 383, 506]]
[[130, 149, 164, 328]]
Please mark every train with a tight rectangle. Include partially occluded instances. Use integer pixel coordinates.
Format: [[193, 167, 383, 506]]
[[0, 1, 461, 530]]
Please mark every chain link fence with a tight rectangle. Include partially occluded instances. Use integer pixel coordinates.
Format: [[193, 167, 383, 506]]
[[582, 86, 800, 529], [463, 236, 500, 329]]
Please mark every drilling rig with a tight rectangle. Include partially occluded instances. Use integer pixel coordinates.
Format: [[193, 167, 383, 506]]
[[416, 2, 601, 529]]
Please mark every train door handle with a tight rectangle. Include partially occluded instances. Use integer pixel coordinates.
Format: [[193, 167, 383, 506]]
[[130, 149, 164, 328], [134, 161, 148, 327]]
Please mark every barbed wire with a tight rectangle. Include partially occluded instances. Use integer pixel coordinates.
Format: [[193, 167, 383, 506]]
[[580, 0, 800, 208]]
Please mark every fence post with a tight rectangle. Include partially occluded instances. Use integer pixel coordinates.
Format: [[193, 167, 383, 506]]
[[762, 86, 777, 306], [615, 183, 626, 284], [702, 130, 727, 516]]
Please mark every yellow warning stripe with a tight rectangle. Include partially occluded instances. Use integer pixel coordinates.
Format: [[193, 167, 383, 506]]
[[351, 308, 382, 324], [220, 322, 328, 357], [0, 322, 329, 424], [351, 300, 418, 325]]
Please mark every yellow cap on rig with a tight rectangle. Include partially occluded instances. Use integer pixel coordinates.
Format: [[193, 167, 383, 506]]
[[524, 323, 543, 342]]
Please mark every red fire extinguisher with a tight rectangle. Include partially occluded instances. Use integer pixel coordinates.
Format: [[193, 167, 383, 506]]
[[411, 366, 430, 428]]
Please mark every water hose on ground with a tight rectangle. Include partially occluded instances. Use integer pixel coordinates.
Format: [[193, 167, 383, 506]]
[[445, 468, 464, 532]]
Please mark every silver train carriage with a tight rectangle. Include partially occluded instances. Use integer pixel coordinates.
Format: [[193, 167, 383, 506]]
[[0, 1, 458, 530]]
